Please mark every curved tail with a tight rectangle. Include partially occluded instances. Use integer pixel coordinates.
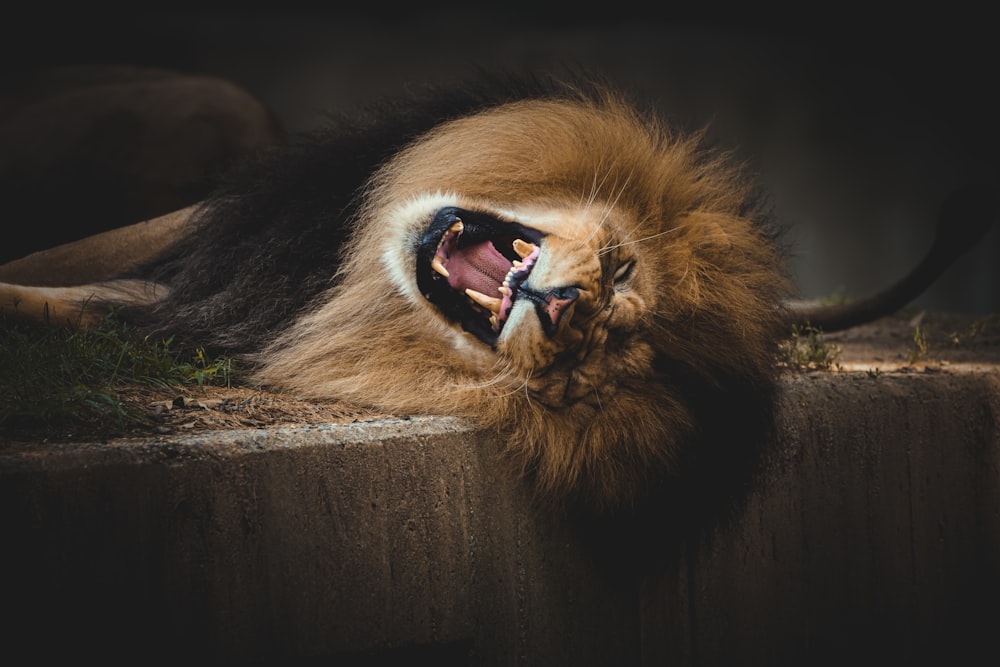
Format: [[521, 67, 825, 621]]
[[789, 184, 998, 332]]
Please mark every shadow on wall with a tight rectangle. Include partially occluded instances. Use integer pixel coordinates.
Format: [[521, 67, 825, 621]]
[[2, 8, 997, 314]]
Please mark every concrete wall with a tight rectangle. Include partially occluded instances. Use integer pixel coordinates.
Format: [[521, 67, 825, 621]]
[[2, 371, 999, 665]]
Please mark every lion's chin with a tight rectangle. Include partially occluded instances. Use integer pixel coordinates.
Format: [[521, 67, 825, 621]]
[[491, 299, 586, 376]]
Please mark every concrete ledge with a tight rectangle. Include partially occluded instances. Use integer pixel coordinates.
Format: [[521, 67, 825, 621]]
[[2, 371, 999, 664], [644, 371, 1000, 666]]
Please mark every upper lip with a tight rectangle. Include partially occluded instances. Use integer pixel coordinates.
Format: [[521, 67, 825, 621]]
[[415, 207, 543, 347]]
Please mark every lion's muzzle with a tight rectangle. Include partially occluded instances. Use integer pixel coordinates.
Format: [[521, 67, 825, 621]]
[[516, 285, 580, 337]]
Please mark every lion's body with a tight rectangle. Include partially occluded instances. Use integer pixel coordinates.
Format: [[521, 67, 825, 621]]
[[1, 77, 791, 510]]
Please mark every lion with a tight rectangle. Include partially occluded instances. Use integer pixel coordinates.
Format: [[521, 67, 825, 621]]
[[0, 74, 992, 512]]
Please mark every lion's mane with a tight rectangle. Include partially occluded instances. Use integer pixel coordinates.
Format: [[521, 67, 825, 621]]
[[133, 74, 789, 512]]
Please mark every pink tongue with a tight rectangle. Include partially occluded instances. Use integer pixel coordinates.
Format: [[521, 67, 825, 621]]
[[446, 241, 511, 296]]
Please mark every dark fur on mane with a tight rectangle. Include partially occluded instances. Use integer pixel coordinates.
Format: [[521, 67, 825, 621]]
[[129, 72, 645, 353]]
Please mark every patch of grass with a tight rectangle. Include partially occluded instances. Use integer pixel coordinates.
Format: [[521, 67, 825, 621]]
[[907, 325, 930, 365], [903, 314, 999, 365], [0, 309, 240, 434], [778, 324, 842, 371], [946, 314, 994, 346]]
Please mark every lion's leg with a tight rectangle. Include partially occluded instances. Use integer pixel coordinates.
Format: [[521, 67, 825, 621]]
[[0, 279, 170, 327], [0, 205, 197, 287], [0, 206, 190, 327]]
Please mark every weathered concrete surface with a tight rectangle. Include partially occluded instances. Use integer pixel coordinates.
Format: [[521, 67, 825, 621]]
[[2, 370, 999, 665], [0, 417, 639, 663], [641, 371, 1000, 666]]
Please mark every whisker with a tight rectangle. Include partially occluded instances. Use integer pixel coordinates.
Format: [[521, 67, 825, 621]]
[[583, 166, 636, 246], [520, 368, 533, 406], [579, 168, 604, 214], [485, 370, 532, 402], [598, 226, 683, 256], [590, 385, 603, 412], [448, 360, 512, 391], [449, 356, 533, 402], [579, 169, 609, 242]]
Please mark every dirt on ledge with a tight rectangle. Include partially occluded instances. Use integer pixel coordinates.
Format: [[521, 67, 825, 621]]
[[822, 310, 1000, 369]]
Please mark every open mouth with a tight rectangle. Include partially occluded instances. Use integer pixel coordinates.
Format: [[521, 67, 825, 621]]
[[416, 207, 543, 346]]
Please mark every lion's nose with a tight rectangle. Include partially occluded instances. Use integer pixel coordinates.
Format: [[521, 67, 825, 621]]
[[528, 286, 579, 337]]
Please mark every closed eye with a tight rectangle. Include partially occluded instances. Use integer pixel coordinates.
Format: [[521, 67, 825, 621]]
[[614, 259, 635, 291], [613, 259, 635, 286]]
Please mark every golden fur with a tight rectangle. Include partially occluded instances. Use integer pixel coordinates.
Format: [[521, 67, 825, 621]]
[[256, 94, 788, 509], [0, 89, 788, 511]]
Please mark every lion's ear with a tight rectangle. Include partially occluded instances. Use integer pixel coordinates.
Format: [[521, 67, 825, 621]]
[[682, 212, 734, 251]]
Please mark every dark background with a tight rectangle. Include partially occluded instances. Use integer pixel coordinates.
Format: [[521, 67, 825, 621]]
[[3, 7, 997, 314]]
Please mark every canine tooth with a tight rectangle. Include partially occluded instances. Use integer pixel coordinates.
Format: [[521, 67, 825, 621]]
[[449, 220, 464, 234], [512, 239, 536, 258], [498, 285, 511, 296], [465, 288, 501, 314], [431, 256, 449, 277], [490, 314, 498, 329]]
